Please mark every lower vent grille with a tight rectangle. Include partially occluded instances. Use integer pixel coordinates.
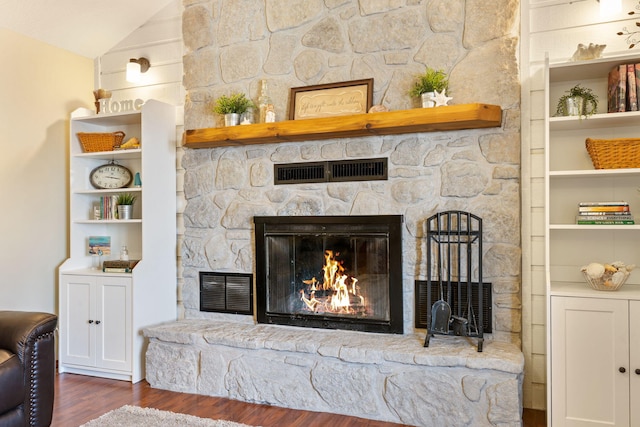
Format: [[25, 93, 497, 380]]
[[414, 280, 492, 333], [200, 272, 253, 315], [275, 158, 387, 185]]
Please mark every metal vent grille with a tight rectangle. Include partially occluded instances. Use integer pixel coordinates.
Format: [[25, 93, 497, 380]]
[[200, 272, 253, 315], [275, 158, 387, 185], [414, 280, 492, 333], [275, 162, 325, 183]]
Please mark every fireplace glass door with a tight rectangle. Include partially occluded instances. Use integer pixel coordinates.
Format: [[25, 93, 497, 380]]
[[254, 216, 403, 333]]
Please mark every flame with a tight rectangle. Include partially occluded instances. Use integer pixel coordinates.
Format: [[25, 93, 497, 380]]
[[300, 250, 364, 314]]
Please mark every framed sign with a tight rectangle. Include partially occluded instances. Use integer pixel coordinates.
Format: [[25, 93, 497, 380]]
[[289, 78, 373, 120]]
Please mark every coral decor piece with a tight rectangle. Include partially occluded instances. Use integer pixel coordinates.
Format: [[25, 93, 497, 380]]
[[618, 1, 640, 48], [570, 43, 606, 61]]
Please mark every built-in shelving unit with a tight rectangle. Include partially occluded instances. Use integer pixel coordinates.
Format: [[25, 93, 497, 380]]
[[184, 103, 502, 148], [545, 54, 640, 427], [58, 100, 177, 383]]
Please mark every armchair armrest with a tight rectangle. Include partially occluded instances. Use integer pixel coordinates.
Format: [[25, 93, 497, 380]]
[[0, 311, 57, 427], [0, 311, 58, 358]]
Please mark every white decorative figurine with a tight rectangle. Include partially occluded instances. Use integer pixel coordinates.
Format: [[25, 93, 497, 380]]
[[431, 89, 453, 107]]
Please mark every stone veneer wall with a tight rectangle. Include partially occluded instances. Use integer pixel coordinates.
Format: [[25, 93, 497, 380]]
[[180, 0, 521, 342]]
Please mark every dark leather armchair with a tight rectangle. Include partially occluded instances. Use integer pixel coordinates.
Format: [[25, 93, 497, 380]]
[[0, 311, 57, 427]]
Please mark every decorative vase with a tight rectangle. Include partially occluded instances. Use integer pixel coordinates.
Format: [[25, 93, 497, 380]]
[[118, 205, 133, 220], [421, 92, 436, 108], [224, 113, 241, 126], [564, 96, 584, 116]]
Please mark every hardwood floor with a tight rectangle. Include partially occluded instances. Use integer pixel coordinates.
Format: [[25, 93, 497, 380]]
[[52, 372, 546, 426]]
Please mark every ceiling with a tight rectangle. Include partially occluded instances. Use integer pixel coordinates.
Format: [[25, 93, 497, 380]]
[[0, 0, 175, 58]]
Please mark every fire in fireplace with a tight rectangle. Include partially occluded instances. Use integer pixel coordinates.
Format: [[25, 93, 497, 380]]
[[254, 215, 403, 333]]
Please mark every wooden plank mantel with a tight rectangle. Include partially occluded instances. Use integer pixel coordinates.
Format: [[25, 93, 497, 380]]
[[184, 103, 502, 149]]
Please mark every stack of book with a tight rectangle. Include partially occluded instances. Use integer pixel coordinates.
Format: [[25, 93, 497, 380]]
[[576, 201, 635, 225], [608, 63, 640, 113], [94, 195, 118, 220]]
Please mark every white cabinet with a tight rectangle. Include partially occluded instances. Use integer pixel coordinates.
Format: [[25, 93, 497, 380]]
[[58, 100, 177, 382], [59, 274, 132, 373], [550, 296, 640, 426], [545, 54, 640, 425]]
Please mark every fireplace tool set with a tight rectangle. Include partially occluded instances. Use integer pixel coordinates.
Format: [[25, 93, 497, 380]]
[[424, 211, 485, 352]]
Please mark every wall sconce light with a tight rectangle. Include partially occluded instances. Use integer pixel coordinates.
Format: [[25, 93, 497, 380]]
[[598, 0, 622, 16], [126, 57, 150, 83]]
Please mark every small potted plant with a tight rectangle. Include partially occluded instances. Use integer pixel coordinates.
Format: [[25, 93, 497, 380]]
[[409, 67, 450, 108], [116, 193, 137, 220], [213, 93, 255, 126], [556, 84, 598, 118]]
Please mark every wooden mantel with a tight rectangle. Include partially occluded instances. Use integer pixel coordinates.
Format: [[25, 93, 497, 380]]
[[184, 103, 502, 149]]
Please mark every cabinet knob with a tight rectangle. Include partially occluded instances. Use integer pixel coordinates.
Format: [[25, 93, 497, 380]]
[[635, 369, 640, 375], [88, 320, 94, 324], [95, 320, 101, 325], [619, 367, 626, 373]]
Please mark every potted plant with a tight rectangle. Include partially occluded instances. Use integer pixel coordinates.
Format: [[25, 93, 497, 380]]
[[555, 84, 598, 118], [410, 67, 450, 108], [116, 193, 137, 220], [213, 93, 255, 126]]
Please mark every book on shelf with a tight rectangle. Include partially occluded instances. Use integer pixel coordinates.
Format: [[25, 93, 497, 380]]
[[636, 64, 640, 110], [629, 64, 638, 111], [102, 260, 139, 273], [578, 201, 629, 206], [577, 210, 632, 216], [578, 205, 630, 212], [576, 219, 635, 225], [576, 214, 634, 221], [102, 259, 139, 269], [103, 267, 133, 273], [608, 64, 627, 113]]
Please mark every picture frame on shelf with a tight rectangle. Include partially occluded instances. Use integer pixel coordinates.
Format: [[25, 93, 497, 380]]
[[88, 235, 111, 255], [288, 78, 373, 120]]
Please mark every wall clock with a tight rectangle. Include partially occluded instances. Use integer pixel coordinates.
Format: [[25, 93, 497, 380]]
[[89, 161, 133, 189]]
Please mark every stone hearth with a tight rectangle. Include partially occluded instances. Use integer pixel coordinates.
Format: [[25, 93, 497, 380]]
[[144, 321, 523, 426]]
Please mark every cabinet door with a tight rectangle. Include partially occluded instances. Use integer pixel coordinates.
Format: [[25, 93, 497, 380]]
[[630, 301, 640, 426], [95, 276, 132, 371], [60, 275, 96, 366], [551, 296, 629, 427]]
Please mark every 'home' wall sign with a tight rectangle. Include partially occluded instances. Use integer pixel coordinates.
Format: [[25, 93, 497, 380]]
[[99, 98, 145, 114]]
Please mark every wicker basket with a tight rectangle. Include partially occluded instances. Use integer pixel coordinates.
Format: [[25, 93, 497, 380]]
[[585, 138, 640, 169], [77, 131, 125, 152], [582, 270, 630, 291]]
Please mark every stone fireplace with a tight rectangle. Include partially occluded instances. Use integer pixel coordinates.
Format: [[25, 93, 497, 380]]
[[254, 215, 404, 333], [145, 2, 524, 425], [179, 0, 521, 343]]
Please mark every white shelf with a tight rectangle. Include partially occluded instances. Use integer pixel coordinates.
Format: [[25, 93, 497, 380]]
[[549, 224, 640, 230], [549, 168, 640, 177], [72, 110, 141, 126], [62, 267, 134, 277], [549, 53, 640, 81], [73, 187, 142, 195], [549, 111, 640, 131], [550, 281, 640, 298], [72, 148, 142, 161], [73, 219, 142, 224]]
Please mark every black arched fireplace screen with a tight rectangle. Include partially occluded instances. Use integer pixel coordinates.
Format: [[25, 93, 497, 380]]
[[254, 215, 403, 334]]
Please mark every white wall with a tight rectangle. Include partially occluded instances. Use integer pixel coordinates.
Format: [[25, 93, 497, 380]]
[[521, 0, 638, 410], [0, 28, 93, 312], [96, 0, 184, 109], [96, 0, 185, 315]]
